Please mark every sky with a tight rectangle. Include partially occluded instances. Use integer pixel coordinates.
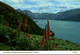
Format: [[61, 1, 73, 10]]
[[0, 0, 80, 13]]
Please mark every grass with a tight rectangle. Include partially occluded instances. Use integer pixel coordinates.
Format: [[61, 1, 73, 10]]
[[0, 42, 11, 50], [0, 24, 80, 50]]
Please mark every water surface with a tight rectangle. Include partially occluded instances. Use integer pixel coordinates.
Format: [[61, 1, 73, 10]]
[[34, 20, 80, 45]]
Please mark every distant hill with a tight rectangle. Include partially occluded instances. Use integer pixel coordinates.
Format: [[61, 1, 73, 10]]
[[54, 9, 80, 21], [16, 8, 80, 22], [16, 9, 55, 20]]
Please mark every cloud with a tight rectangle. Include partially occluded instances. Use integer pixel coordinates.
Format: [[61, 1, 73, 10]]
[[54, 0, 76, 2], [30, 0, 54, 7], [0, 0, 24, 3], [0, 0, 3, 1], [11, 0, 24, 3], [11, 4, 37, 9], [0, 0, 80, 13], [30, 10, 38, 13], [30, 0, 36, 1], [54, 0, 80, 9], [11, 0, 19, 3]]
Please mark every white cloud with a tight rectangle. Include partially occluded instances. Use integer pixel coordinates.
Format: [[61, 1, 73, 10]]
[[9, 0, 53, 9], [30, 0, 36, 1], [0, 0, 24, 3], [11, 2, 53, 9], [11, 4, 31, 8], [11, 0, 24, 3], [54, 1, 80, 9], [54, 0, 76, 2], [37, 2, 53, 7], [10, 0, 80, 13], [11, 4, 38, 9], [30, 0, 53, 7], [0, 0, 3, 1], [64, 3, 80, 8], [1, 0, 80, 13], [12, 0, 19, 3], [48, 2, 53, 6], [30, 10, 38, 13]]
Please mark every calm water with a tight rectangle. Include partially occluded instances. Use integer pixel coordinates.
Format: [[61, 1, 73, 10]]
[[34, 20, 80, 45]]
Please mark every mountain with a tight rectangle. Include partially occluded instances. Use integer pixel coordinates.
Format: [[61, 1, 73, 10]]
[[54, 9, 80, 21], [0, 1, 47, 35], [16, 9, 55, 20], [16, 8, 80, 22]]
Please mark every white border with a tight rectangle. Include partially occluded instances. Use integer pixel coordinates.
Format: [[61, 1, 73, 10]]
[[0, 51, 80, 54]]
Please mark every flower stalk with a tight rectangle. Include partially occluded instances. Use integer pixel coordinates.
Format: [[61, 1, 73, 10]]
[[40, 20, 54, 50]]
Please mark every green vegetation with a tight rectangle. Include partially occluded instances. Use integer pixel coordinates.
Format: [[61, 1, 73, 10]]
[[0, 24, 80, 50], [0, 43, 11, 50]]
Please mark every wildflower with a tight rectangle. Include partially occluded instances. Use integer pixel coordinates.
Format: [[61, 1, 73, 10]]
[[47, 20, 52, 39], [53, 43, 56, 50], [46, 30, 51, 40], [24, 18, 27, 31], [47, 20, 52, 35], [41, 38, 45, 48], [48, 36, 51, 40], [18, 19, 23, 32], [49, 31, 52, 35], [44, 31, 46, 38]]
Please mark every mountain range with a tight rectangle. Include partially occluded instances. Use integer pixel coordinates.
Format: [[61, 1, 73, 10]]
[[16, 8, 80, 22], [16, 9, 55, 20]]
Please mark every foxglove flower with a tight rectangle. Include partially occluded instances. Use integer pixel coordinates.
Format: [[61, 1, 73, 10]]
[[47, 20, 52, 35], [48, 36, 51, 40], [41, 38, 45, 48], [18, 19, 23, 32], [24, 18, 27, 31], [53, 43, 56, 50]]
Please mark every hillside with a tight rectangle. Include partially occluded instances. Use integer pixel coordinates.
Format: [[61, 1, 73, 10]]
[[0, 24, 80, 50], [0, 1, 51, 35]]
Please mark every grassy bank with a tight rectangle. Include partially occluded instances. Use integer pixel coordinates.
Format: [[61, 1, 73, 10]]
[[0, 24, 80, 50]]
